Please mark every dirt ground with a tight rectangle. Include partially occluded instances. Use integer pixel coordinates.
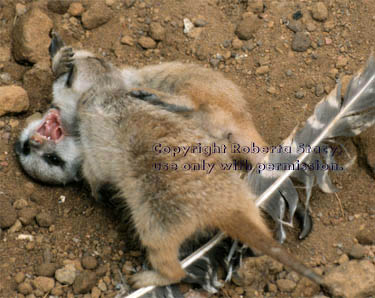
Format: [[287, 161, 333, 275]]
[[0, 0, 375, 297]]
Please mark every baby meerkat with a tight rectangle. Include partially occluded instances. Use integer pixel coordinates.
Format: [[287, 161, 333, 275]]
[[75, 57, 325, 288], [16, 33, 268, 185]]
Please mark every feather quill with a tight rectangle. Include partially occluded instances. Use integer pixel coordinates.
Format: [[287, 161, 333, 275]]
[[121, 56, 375, 298], [250, 56, 375, 237]]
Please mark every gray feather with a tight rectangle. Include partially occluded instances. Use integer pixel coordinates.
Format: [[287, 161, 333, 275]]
[[250, 56, 375, 238]]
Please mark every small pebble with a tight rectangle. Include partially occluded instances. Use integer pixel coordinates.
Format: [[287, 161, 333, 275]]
[[256, 65, 269, 75], [276, 279, 297, 292], [13, 199, 28, 210], [292, 32, 311, 52], [18, 282, 33, 295], [138, 36, 157, 49], [315, 83, 325, 97], [295, 90, 305, 99], [82, 256, 98, 270], [312, 2, 329, 22], [121, 35, 135, 46], [349, 244, 366, 259], [55, 264, 77, 285], [15, 272, 26, 284], [35, 263, 58, 277], [36, 212, 54, 227]]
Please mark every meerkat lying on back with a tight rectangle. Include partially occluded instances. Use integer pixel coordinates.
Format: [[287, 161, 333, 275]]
[[71, 50, 325, 288], [16, 33, 268, 185]]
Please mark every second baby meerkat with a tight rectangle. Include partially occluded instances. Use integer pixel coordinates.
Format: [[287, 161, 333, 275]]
[[74, 56, 325, 288]]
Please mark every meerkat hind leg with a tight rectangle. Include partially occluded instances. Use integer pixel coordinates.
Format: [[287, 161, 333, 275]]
[[129, 241, 186, 288]]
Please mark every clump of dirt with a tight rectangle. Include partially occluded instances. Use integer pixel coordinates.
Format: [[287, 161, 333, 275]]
[[0, 0, 375, 297]]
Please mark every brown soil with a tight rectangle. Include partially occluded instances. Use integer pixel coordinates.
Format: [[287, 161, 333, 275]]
[[0, 0, 375, 297]]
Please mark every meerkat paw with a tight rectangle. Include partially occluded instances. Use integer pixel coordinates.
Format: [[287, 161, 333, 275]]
[[55, 47, 74, 78], [129, 270, 178, 289]]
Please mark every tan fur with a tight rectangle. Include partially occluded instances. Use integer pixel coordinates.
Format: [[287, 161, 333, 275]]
[[77, 83, 324, 288], [135, 63, 268, 163]]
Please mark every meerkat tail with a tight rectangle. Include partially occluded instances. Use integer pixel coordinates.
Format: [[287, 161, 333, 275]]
[[219, 211, 325, 286]]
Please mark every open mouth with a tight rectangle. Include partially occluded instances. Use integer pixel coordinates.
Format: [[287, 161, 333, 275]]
[[36, 109, 65, 143]]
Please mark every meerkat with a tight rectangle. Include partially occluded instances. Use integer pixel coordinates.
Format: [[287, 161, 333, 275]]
[[73, 59, 325, 288], [16, 32, 268, 185]]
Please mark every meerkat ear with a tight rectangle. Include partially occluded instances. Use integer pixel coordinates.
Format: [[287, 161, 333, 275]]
[[49, 30, 65, 58]]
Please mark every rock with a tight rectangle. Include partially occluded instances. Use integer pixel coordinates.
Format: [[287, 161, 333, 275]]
[[35, 263, 58, 277], [81, 256, 98, 270], [124, 0, 136, 8], [293, 277, 320, 297], [210, 58, 220, 68], [68, 2, 84, 17], [0, 197, 18, 228], [55, 264, 77, 285], [15, 3, 27, 17], [324, 260, 375, 298], [18, 207, 38, 225], [0, 46, 11, 62], [96, 264, 109, 277], [73, 271, 97, 294], [82, 2, 112, 30], [36, 212, 54, 228], [295, 90, 305, 99], [248, 0, 264, 14], [138, 36, 157, 49], [25, 113, 42, 127], [337, 254, 349, 265], [121, 35, 135, 46], [0, 72, 12, 84], [149, 23, 165, 41], [97, 280, 107, 291], [193, 17, 207, 27], [233, 255, 283, 287], [235, 13, 261, 40], [23, 62, 53, 103], [12, 8, 53, 64], [47, 0, 72, 14], [315, 83, 325, 97], [356, 225, 375, 245], [15, 272, 26, 284], [0, 86, 29, 117], [13, 199, 28, 210], [287, 20, 303, 32], [9, 220, 22, 233], [232, 38, 243, 50], [306, 22, 317, 32], [183, 18, 194, 35], [336, 56, 348, 68], [32, 277, 55, 293], [105, 0, 117, 7], [18, 282, 33, 295], [91, 286, 101, 298], [312, 2, 328, 22], [256, 65, 269, 75], [324, 20, 335, 32], [292, 32, 311, 52], [348, 244, 366, 259], [276, 279, 296, 292]]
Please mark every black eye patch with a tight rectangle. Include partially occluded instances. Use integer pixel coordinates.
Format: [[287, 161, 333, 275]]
[[43, 153, 65, 167], [15, 140, 30, 156]]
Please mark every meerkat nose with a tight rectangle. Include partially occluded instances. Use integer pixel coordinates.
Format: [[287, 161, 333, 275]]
[[30, 134, 45, 146]]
